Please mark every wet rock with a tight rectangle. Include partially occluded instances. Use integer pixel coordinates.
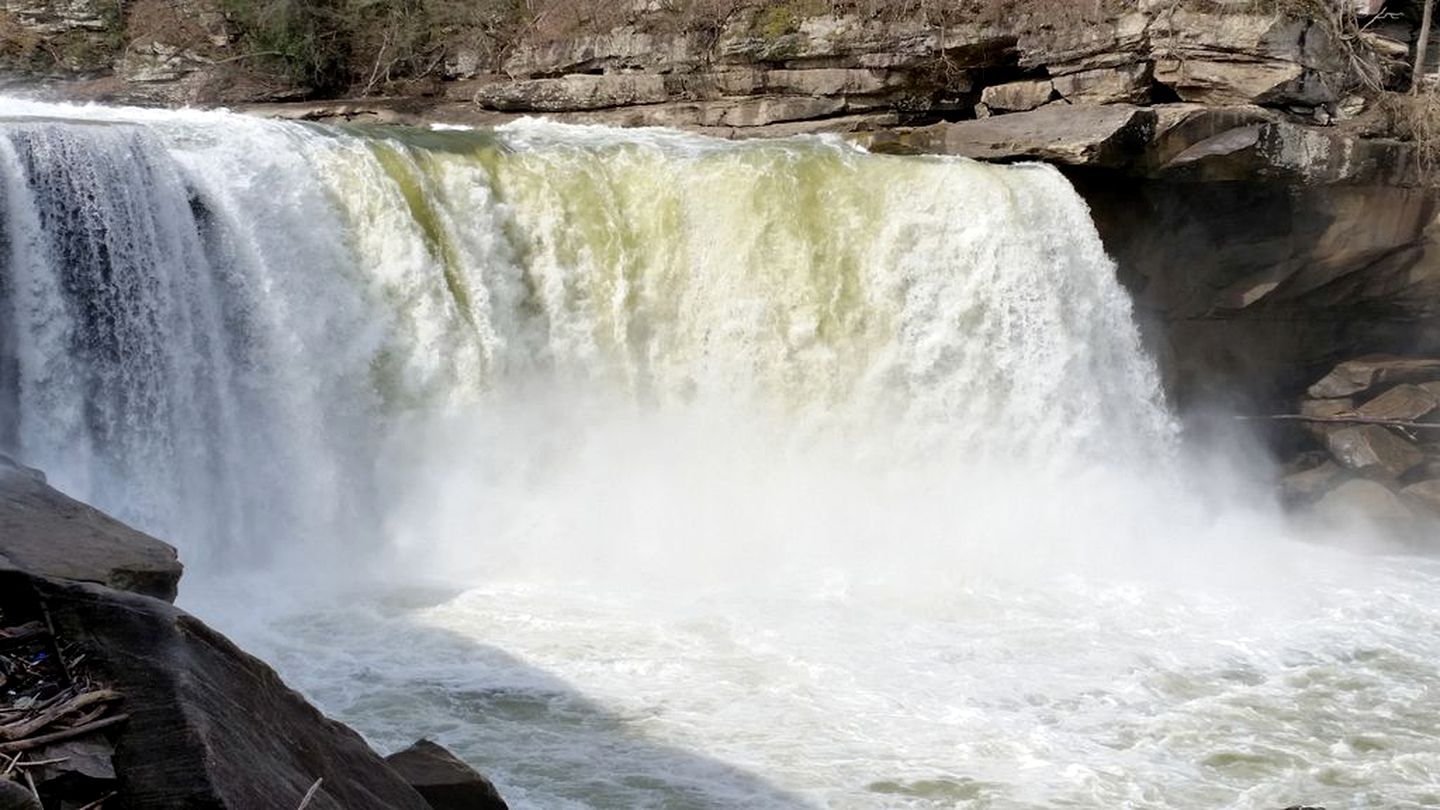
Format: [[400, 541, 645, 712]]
[[0, 460, 181, 602], [1354, 384, 1440, 423], [1401, 480, 1440, 517], [1308, 357, 1440, 400], [1280, 460, 1345, 507], [1311, 479, 1418, 528], [387, 740, 510, 810], [8, 571, 433, 810], [1324, 425, 1425, 480]]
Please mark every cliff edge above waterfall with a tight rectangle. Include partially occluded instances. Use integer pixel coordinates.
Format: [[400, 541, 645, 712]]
[[0, 2, 1427, 163]]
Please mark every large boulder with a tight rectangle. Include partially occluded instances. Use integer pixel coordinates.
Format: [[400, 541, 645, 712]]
[[1401, 480, 1440, 517], [1310, 478, 1419, 532], [1323, 425, 1425, 480], [7, 570, 435, 810], [0, 456, 181, 602], [386, 740, 509, 810], [1279, 459, 1345, 507], [1149, 11, 1345, 107]]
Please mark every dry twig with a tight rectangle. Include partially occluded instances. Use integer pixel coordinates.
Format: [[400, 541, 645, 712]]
[[297, 777, 325, 810], [1240, 414, 1440, 430], [74, 791, 117, 810], [0, 690, 121, 742], [0, 714, 130, 755]]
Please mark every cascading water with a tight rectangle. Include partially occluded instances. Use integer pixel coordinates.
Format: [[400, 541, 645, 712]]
[[3, 98, 1440, 809]]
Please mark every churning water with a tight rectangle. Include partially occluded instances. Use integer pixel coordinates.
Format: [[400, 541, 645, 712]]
[[2, 98, 1438, 809]]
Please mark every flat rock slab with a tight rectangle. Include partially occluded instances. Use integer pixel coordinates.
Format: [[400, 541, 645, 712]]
[[1308, 356, 1440, 399], [387, 740, 510, 810], [860, 104, 1156, 167], [1356, 384, 1440, 423], [0, 457, 181, 602]]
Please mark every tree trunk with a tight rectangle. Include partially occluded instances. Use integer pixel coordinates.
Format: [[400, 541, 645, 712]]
[[1415, 0, 1436, 94]]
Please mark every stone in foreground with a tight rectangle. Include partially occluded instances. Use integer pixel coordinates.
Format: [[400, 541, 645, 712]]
[[387, 740, 510, 810], [7, 571, 434, 810], [0, 456, 182, 601]]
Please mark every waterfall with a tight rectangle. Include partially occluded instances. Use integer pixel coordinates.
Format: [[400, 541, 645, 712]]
[[14, 99, 1440, 810], [0, 98, 1173, 569]]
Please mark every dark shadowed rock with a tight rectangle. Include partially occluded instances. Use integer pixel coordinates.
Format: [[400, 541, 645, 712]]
[[6, 571, 431, 810], [1308, 357, 1440, 400], [387, 740, 510, 810], [0, 457, 181, 602], [0, 780, 40, 810], [1323, 425, 1425, 480]]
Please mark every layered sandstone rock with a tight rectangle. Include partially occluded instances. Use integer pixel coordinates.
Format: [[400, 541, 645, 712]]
[[0, 455, 181, 601], [0, 458, 507, 809]]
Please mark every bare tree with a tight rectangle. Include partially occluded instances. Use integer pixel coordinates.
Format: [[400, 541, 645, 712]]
[[1415, 0, 1435, 93]]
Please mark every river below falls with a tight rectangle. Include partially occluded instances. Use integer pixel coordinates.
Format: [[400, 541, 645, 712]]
[[187, 530, 1440, 810]]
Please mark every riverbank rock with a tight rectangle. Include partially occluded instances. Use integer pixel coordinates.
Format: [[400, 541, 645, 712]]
[[0, 456, 181, 601], [1311, 479, 1419, 532], [1402, 480, 1440, 516], [1278, 357, 1440, 541], [0, 461, 510, 809], [9, 569, 435, 809], [387, 740, 510, 810]]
